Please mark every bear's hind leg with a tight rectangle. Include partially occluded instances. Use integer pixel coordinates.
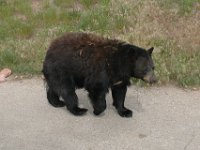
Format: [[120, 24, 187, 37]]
[[47, 88, 65, 107], [61, 89, 88, 116]]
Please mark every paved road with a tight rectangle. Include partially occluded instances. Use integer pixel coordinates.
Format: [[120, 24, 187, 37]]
[[0, 78, 200, 150]]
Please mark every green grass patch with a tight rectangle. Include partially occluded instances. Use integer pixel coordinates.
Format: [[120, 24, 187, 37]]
[[0, 40, 45, 74], [54, 0, 74, 8], [158, 0, 200, 15], [152, 39, 200, 87]]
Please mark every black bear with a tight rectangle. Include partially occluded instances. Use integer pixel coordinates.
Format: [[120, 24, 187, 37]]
[[42, 32, 157, 117]]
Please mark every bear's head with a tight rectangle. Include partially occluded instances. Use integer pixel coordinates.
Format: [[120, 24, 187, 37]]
[[129, 47, 157, 84]]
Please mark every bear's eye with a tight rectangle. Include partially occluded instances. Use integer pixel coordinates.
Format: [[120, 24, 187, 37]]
[[152, 66, 155, 70]]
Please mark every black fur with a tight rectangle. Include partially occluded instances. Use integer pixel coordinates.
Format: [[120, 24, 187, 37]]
[[42, 32, 156, 117]]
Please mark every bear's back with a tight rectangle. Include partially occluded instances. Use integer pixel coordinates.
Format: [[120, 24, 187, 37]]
[[46, 33, 123, 67], [44, 33, 124, 79], [47, 32, 121, 55]]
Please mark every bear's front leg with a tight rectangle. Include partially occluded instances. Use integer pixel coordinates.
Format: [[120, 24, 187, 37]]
[[111, 84, 132, 117]]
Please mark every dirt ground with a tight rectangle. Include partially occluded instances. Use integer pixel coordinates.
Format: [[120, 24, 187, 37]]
[[0, 78, 200, 150]]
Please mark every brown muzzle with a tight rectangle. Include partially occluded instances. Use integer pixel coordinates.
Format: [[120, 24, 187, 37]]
[[143, 71, 157, 84]]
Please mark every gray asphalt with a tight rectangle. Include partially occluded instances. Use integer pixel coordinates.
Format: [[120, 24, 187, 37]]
[[0, 78, 200, 150]]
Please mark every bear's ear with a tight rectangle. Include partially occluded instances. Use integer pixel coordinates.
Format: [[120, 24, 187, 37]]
[[148, 47, 154, 55]]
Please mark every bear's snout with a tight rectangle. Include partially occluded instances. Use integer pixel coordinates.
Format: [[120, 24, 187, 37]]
[[143, 71, 157, 84]]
